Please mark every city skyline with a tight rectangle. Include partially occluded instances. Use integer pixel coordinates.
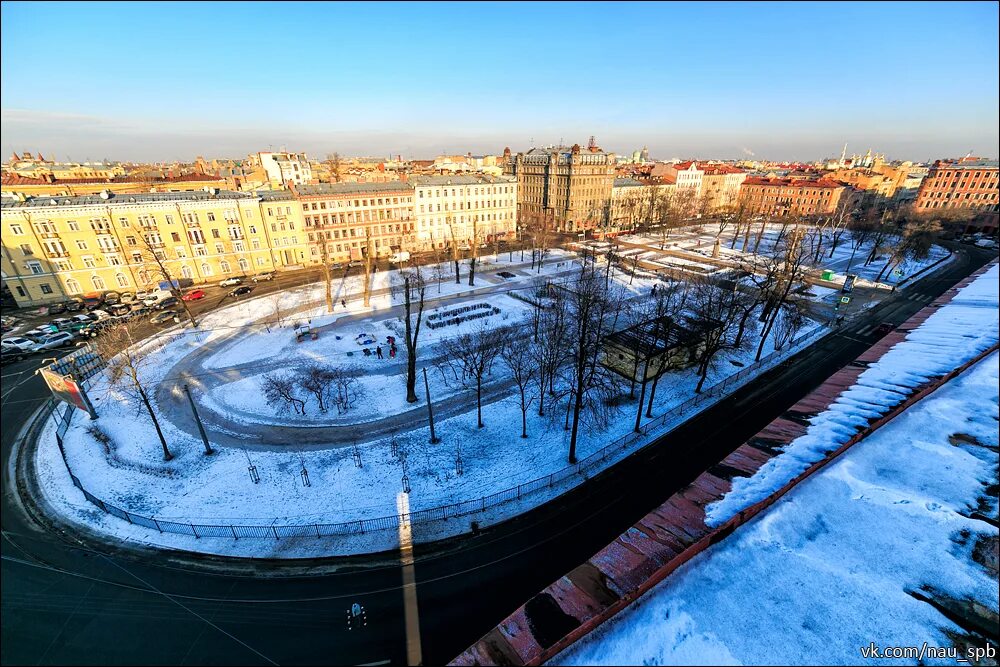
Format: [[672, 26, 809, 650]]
[[2, 1, 998, 163]]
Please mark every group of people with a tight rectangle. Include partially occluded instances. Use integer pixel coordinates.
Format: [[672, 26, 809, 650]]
[[362, 335, 398, 359]]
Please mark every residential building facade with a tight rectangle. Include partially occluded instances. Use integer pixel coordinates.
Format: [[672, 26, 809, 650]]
[[913, 158, 998, 215], [410, 175, 517, 250], [254, 151, 313, 187], [699, 165, 747, 211], [739, 177, 847, 217], [504, 143, 617, 233]]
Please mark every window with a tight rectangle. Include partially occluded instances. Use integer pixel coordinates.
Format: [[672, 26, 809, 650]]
[[248, 225, 257, 234], [238, 258, 249, 271], [15, 286, 25, 297], [115, 273, 129, 288], [92, 276, 106, 290], [215, 243, 224, 254], [118, 217, 130, 228], [40, 283, 53, 295], [202, 262, 213, 276], [67, 221, 80, 231], [10, 224, 24, 235], [171, 232, 181, 242], [181, 265, 193, 279], [252, 239, 261, 249], [256, 257, 267, 266], [207, 212, 216, 222], [66, 278, 81, 293], [212, 228, 221, 238], [20, 243, 33, 255], [26, 260, 43, 274], [165, 214, 174, 224]]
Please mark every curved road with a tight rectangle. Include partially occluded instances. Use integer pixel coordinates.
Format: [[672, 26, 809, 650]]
[[2, 244, 993, 666]]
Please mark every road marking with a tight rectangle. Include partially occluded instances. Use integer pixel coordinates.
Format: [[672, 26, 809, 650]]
[[856, 325, 873, 336], [397, 492, 423, 667]]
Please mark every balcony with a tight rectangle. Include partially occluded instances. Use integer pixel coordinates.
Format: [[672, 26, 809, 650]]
[[100, 246, 122, 254], [38, 230, 60, 239], [45, 249, 70, 259], [147, 241, 165, 249], [141, 222, 158, 231], [185, 220, 201, 228]]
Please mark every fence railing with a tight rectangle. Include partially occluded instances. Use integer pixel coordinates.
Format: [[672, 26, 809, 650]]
[[48, 322, 831, 541]]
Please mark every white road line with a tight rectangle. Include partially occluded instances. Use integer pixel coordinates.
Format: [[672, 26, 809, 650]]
[[856, 325, 873, 336], [397, 492, 422, 667]]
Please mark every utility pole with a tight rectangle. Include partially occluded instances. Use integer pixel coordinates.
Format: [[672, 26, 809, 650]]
[[423, 367, 440, 444], [183, 383, 214, 455]]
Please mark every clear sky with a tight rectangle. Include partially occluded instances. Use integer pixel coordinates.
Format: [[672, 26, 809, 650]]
[[2, 1, 997, 163]]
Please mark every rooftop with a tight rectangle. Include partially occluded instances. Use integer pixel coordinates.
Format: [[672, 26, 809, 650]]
[[292, 181, 413, 197], [1, 189, 254, 209], [408, 174, 516, 186]]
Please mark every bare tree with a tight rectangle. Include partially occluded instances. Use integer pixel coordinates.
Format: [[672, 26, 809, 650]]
[[362, 225, 374, 307], [875, 218, 942, 282], [393, 270, 428, 403], [299, 363, 335, 412], [312, 230, 334, 313], [532, 285, 568, 417], [468, 216, 479, 286], [438, 323, 505, 428], [134, 229, 199, 328], [630, 279, 693, 425], [753, 224, 810, 362], [562, 269, 625, 463], [500, 327, 537, 438], [94, 321, 173, 460], [687, 278, 745, 393], [325, 152, 342, 183], [262, 373, 306, 415], [329, 368, 362, 414]]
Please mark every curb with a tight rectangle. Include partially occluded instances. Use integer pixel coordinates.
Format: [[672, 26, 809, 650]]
[[451, 258, 999, 666]]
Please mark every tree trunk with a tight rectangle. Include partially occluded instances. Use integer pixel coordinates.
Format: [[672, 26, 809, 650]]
[[468, 257, 476, 286], [476, 376, 484, 428], [634, 361, 649, 432], [695, 360, 709, 393], [138, 385, 172, 461], [323, 262, 333, 313], [645, 373, 660, 418], [520, 397, 528, 439], [568, 383, 584, 464], [537, 368, 546, 416]]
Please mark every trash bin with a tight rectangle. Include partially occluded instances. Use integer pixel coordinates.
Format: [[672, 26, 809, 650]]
[[821, 270, 834, 281]]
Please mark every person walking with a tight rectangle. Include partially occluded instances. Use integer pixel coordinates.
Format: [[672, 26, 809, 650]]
[[376, 345, 383, 359], [389, 344, 396, 359], [341, 299, 347, 308]]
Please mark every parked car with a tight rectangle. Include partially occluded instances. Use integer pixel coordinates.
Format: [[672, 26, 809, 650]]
[[82, 292, 105, 310], [1, 347, 28, 365], [80, 319, 116, 338], [330, 261, 346, 271], [388, 251, 410, 264], [50, 317, 76, 331], [219, 276, 243, 288], [103, 291, 121, 305], [89, 309, 112, 322], [107, 303, 133, 318], [142, 290, 173, 307], [181, 289, 206, 301], [1, 336, 38, 354], [119, 291, 135, 303], [230, 285, 254, 298], [155, 296, 180, 310], [348, 259, 364, 269], [24, 324, 59, 338], [47, 302, 67, 315], [34, 331, 77, 351], [150, 310, 179, 325], [251, 272, 275, 282], [64, 298, 85, 312], [135, 289, 158, 302], [71, 313, 97, 325]]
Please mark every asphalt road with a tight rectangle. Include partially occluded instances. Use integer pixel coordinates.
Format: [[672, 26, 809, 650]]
[[1, 244, 993, 666]]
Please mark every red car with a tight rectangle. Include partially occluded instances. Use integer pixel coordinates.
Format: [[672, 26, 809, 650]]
[[181, 289, 206, 301]]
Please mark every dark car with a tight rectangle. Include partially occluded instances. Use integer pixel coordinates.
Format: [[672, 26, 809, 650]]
[[107, 303, 133, 318], [103, 291, 121, 305], [875, 322, 896, 336], [150, 310, 179, 325], [47, 302, 67, 315], [1, 347, 28, 365], [155, 296, 179, 310], [230, 285, 254, 298], [64, 298, 85, 312]]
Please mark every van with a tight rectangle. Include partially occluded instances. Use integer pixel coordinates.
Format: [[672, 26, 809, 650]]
[[388, 251, 411, 264]]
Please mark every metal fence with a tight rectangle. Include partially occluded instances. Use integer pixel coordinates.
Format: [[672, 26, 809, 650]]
[[48, 323, 830, 540]]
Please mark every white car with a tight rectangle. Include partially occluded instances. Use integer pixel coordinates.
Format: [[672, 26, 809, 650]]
[[50, 317, 75, 331], [89, 309, 112, 321], [219, 276, 243, 288], [1, 336, 37, 353], [33, 331, 77, 351], [251, 272, 274, 282]]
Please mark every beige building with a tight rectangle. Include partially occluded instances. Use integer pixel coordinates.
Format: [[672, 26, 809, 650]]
[[699, 165, 747, 211], [253, 151, 313, 187], [293, 181, 416, 262], [610, 178, 675, 234], [504, 142, 617, 233], [2, 189, 281, 307], [410, 174, 517, 250]]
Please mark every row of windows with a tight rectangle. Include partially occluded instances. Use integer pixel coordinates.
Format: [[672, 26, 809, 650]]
[[307, 223, 412, 241], [417, 186, 511, 198], [7, 210, 251, 237], [302, 196, 411, 210]]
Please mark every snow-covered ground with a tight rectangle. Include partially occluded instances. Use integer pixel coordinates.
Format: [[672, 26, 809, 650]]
[[555, 262, 1000, 666], [33, 244, 834, 556], [556, 351, 999, 666]]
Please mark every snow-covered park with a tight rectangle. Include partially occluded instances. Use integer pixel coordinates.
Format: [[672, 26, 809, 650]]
[[32, 231, 956, 557], [558, 300, 998, 667]]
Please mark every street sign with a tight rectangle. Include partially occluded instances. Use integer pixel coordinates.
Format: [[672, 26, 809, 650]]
[[39, 368, 96, 418], [840, 296, 851, 304], [842, 274, 857, 293]]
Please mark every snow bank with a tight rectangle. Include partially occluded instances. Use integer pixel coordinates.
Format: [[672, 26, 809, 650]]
[[706, 263, 1000, 527], [556, 351, 999, 666]]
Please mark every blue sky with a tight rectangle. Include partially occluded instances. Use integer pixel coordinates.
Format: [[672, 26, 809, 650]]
[[2, 1, 997, 162]]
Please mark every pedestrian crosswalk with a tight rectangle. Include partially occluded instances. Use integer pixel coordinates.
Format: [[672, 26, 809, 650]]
[[856, 324, 873, 336]]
